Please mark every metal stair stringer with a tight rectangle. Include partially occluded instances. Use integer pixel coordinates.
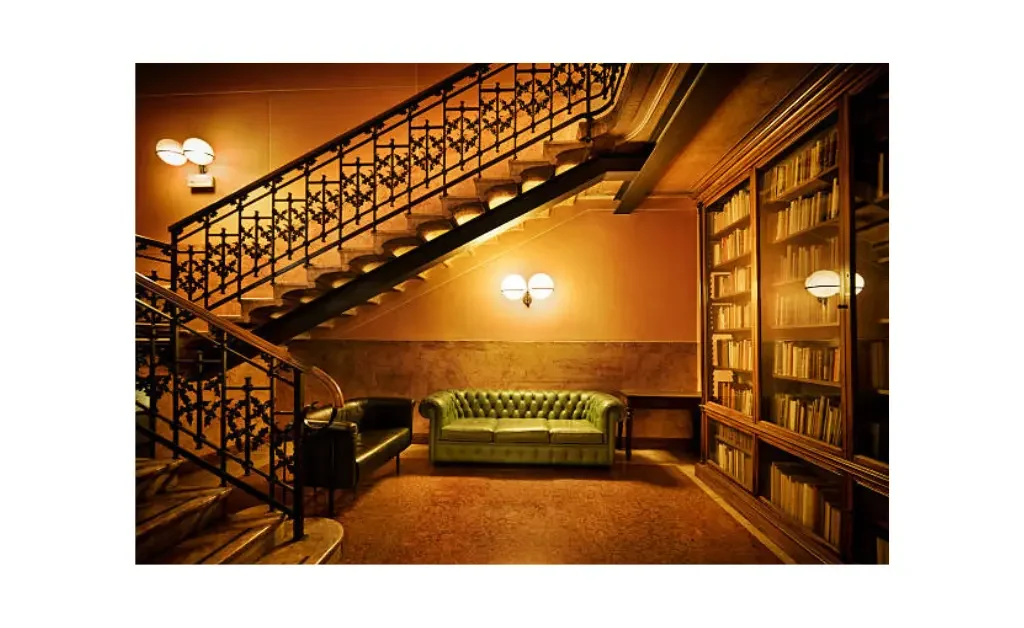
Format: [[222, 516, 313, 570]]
[[253, 144, 654, 344]]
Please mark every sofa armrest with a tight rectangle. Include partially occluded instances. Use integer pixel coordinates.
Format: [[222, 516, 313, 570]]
[[585, 392, 624, 435], [304, 405, 358, 432], [346, 397, 414, 433], [418, 391, 458, 429]]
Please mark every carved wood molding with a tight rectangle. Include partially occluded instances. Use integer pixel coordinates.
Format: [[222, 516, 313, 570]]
[[693, 63, 884, 205]]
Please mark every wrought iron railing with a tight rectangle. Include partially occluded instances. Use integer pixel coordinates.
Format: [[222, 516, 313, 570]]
[[167, 63, 627, 311], [135, 234, 173, 284], [134, 273, 345, 540]]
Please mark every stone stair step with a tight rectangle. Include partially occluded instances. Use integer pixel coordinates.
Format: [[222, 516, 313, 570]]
[[136, 486, 232, 563], [149, 505, 289, 565], [255, 517, 345, 565], [135, 458, 186, 500], [508, 159, 555, 178]]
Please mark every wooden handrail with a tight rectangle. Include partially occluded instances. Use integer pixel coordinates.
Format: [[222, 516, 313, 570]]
[[135, 234, 172, 252], [134, 272, 344, 411]]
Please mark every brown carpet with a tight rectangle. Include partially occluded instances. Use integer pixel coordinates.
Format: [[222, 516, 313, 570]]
[[320, 455, 781, 564]]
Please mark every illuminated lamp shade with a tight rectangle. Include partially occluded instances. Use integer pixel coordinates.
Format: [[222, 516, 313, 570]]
[[500, 274, 527, 301], [804, 269, 841, 299], [182, 137, 215, 166], [155, 138, 187, 166], [854, 272, 866, 295], [527, 273, 555, 301]]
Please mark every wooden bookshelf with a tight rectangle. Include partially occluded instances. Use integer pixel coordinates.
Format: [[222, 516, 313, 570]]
[[696, 64, 889, 564]]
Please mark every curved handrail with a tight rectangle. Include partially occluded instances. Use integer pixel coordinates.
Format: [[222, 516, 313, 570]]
[[168, 63, 488, 234], [134, 272, 344, 427]]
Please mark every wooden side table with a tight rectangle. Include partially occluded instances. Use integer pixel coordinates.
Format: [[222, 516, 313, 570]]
[[615, 391, 702, 461]]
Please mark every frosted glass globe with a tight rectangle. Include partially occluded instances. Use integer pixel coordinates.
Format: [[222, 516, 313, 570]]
[[183, 137, 215, 166], [155, 138, 186, 166], [501, 274, 527, 300], [804, 270, 841, 299], [527, 273, 555, 300]]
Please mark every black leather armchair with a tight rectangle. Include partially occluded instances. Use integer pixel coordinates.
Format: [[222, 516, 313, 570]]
[[302, 397, 414, 514]]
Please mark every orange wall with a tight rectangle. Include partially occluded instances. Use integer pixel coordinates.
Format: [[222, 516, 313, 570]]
[[337, 206, 699, 342], [135, 63, 467, 240]]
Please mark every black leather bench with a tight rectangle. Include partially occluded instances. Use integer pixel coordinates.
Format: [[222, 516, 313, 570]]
[[302, 397, 413, 514]]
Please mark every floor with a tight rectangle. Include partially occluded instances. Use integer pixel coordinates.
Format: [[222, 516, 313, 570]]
[[313, 445, 793, 564]]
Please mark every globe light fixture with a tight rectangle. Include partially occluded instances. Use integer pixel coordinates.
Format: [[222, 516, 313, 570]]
[[155, 139, 187, 166], [527, 273, 555, 301], [182, 137, 215, 167], [804, 270, 841, 299], [501, 274, 528, 301], [854, 272, 866, 295]]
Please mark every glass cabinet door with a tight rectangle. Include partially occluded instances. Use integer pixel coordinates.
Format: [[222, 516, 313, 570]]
[[706, 182, 754, 418], [850, 71, 889, 464], [707, 418, 754, 490], [757, 118, 844, 448]]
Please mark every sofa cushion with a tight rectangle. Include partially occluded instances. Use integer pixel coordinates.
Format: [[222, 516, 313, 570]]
[[441, 418, 497, 442], [494, 418, 549, 443], [548, 420, 604, 444]]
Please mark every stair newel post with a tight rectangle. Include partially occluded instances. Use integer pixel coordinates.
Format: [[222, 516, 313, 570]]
[[336, 143, 345, 251], [195, 348, 205, 450], [169, 230, 179, 294], [406, 108, 414, 212], [219, 329, 228, 487], [476, 70, 484, 175], [169, 298, 180, 459], [145, 306, 159, 459], [584, 64, 593, 143], [374, 129, 381, 230], [243, 376, 253, 476], [202, 215, 212, 310], [268, 356, 276, 507], [292, 371, 305, 540], [548, 64, 555, 141], [303, 162, 311, 263], [529, 63, 537, 132], [441, 87, 448, 194], [512, 67, 519, 159], [269, 180, 278, 286], [235, 198, 244, 302]]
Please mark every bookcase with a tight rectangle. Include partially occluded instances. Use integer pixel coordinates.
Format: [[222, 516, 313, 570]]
[[695, 64, 888, 564]]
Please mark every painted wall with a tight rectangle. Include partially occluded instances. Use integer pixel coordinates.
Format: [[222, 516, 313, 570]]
[[335, 207, 698, 342], [290, 205, 702, 440], [136, 63, 467, 239]]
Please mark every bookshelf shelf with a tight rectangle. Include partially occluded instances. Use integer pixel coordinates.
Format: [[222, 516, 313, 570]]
[[773, 219, 839, 245], [711, 253, 751, 271], [710, 215, 750, 239], [709, 290, 751, 302], [762, 165, 839, 210], [772, 374, 842, 388], [697, 64, 888, 563]]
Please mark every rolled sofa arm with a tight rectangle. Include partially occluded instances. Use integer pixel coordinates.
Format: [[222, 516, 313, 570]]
[[303, 405, 358, 432], [418, 390, 459, 429], [586, 392, 624, 435]]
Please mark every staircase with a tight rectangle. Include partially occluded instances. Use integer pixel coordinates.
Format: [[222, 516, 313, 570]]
[[136, 458, 343, 564], [136, 63, 686, 562]]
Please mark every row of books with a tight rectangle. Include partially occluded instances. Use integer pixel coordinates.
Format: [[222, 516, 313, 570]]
[[772, 292, 839, 327], [713, 303, 751, 330], [710, 267, 751, 298], [773, 236, 840, 284], [771, 179, 840, 242], [772, 341, 841, 383], [769, 461, 842, 547], [769, 393, 843, 446], [714, 422, 754, 451], [877, 537, 889, 564], [712, 338, 754, 370], [711, 227, 752, 267], [715, 381, 753, 415], [870, 340, 888, 390], [761, 127, 839, 202], [711, 187, 751, 235], [714, 442, 751, 487]]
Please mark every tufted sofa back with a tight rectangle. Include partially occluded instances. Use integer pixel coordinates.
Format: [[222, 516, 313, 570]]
[[451, 389, 596, 420]]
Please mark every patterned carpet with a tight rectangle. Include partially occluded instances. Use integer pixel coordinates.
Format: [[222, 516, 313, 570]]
[[319, 449, 781, 564]]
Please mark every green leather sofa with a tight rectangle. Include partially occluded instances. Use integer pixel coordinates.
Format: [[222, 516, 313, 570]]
[[418, 389, 623, 467]]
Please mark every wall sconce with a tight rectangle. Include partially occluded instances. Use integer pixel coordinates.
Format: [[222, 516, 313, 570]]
[[501, 273, 555, 308], [804, 270, 865, 302], [155, 137, 216, 191]]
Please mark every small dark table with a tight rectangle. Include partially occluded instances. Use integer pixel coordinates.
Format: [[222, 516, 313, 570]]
[[614, 390, 702, 461]]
